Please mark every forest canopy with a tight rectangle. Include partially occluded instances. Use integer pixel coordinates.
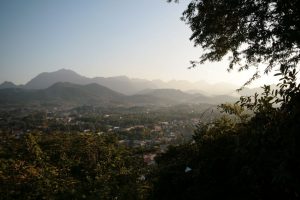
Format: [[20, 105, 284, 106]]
[[169, 0, 300, 86], [148, 1, 300, 199], [1, 1, 300, 199]]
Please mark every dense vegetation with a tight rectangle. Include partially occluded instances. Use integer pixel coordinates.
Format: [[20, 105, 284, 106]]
[[0, 132, 149, 199], [1, 0, 300, 199], [150, 69, 300, 199], [1, 70, 299, 199], [145, 1, 300, 198], [170, 0, 300, 87]]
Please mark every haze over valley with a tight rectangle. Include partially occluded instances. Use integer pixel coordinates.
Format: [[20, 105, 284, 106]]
[[1, 0, 297, 199], [0, 68, 264, 108]]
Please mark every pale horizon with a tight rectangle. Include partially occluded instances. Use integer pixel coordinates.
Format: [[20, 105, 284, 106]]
[[1, 67, 280, 89], [0, 0, 278, 88]]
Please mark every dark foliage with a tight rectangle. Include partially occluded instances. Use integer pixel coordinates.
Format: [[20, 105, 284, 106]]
[[151, 69, 300, 199], [169, 0, 300, 87], [0, 133, 148, 200], [150, 3, 300, 197]]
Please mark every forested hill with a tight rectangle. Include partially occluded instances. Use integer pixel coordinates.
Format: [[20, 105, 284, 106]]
[[0, 68, 248, 96], [0, 82, 237, 107]]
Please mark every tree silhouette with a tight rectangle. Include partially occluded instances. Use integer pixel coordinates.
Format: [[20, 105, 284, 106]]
[[148, 2, 300, 199], [169, 0, 300, 87]]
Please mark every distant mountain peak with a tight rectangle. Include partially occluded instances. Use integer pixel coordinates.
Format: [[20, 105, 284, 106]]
[[55, 68, 79, 74], [16, 68, 246, 96], [1, 81, 15, 85], [25, 68, 90, 90], [0, 81, 18, 89]]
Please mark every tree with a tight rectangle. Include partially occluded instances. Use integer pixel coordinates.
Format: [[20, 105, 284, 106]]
[[151, 70, 300, 199], [169, 0, 300, 87], [0, 132, 148, 199], [149, 2, 300, 199]]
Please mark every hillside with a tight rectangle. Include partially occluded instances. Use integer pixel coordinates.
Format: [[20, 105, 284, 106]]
[[1, 69, 266, 96], [0, 81, 19, 89], [0, 83, 237, 107], [0, 82, 125, 106], [137, 88, 237, 104], [2, 69, 245, 95], [24, 69, 91, 90], [22, 69, 158, 95]]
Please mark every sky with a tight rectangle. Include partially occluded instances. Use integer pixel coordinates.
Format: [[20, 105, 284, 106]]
[[0, 0, 278, 87]]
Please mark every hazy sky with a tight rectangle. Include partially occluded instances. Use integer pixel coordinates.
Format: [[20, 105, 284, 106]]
[[0, 0, 278, 87]]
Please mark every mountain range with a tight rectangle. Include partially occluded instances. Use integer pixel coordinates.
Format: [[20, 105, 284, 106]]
[[0, 82, 238, 107], [0, 68, 263, 107], [0, 69, 250, 95]]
